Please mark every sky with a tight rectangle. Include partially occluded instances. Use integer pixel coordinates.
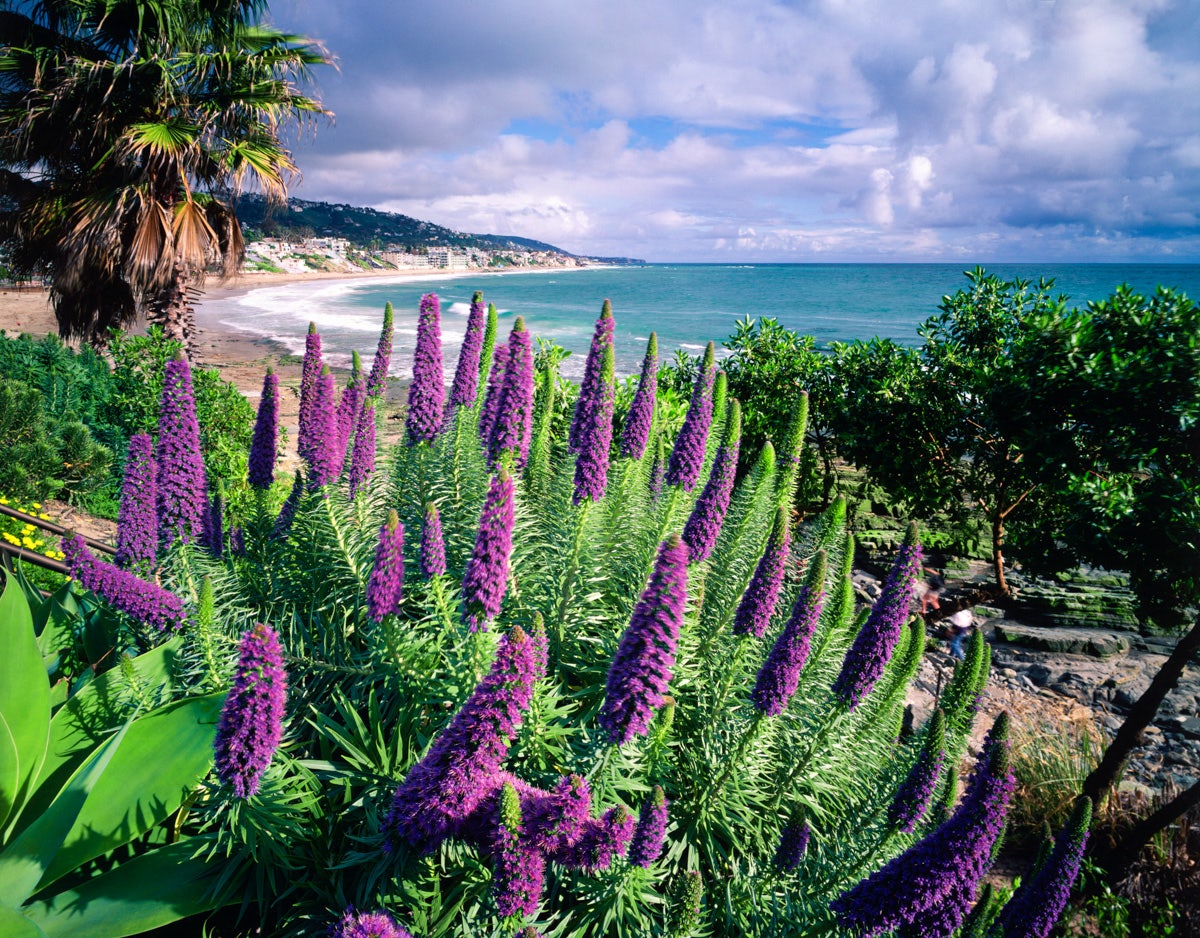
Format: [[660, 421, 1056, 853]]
[[270, 0, 1200, 263]]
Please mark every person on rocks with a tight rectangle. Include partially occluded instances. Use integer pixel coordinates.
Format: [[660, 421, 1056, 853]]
[[916, 568, 945, 616], [946, 607, 974, 659]]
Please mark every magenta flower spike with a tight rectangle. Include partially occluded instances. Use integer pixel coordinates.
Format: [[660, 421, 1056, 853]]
[[367, 510, 405, 624], [620, 332, 657, 459], [628, 786, 669, 867], [331, 909, 411, 938], [493, 781, 545, 919], [733, 504, 791, 638], [832, 523, 922, 710], [774, 820, 811, 871], [364, 303, 394, 401], [666, 341, 715, 491], [751, 550, 827, 717], [479, 341, 510, 445], [335, 352, 365, 468], [831, 713, 1015, 938], [63, 534, 185, 631], [115, 433, 157, 573], [487, 318, 535, 470], [556, 805, 635, 871], [569, 301, 616, 452], [272, 469, 304, 540], [681, 400, 741, 561], [248, 368, 279, 490], [297, 323, 323, 469], [306, 365, 340, 489], [347, 403, 377, 497], [201, 482, 224, 559], [598, 534, 689, 745], [382, 624, 546, 852], [573, 305, 616, 504], [450, 290, 487, 408], [406, 292, 445, 445], [156, 354, 207, 548], [420, 502, 447, 579], [213, 623, 287, 799], [888, 709, 947, 833], [461, 467, 515, 631]]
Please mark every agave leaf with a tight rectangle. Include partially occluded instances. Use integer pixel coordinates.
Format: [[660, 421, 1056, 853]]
[[0, 575, 50, 833]]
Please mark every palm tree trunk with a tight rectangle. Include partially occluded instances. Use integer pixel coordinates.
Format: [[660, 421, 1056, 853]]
[[150, 260, 197, 351]]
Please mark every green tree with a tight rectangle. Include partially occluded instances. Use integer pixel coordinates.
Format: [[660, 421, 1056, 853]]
[[0, 0, 329, 347]]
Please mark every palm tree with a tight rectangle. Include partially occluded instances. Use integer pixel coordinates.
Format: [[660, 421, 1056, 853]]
[[0, 0, 330, 347]]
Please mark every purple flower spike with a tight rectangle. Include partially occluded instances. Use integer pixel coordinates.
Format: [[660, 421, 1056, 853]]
[[156, 354, 207, 548], [775, 820, 810, 871], [212, 623, 288, 799], [832, 523, 922, 710], [382, 624, 546, 852], [831, 713, 1015, 938], [889, 709, 947, 833], [297, 323, 323, 469], [421, 502, 447, 579], [628, 786, 669, 867], [493, 781, 546, 919], [63, 534, 185, 631], [733, 504, 790, 638], [479, 342, 509, 445], [752, 550, 827, 717], [335, 352, 365, 470], [461, 468, 515, 631], [599, 534, 689, 745], [648, 433, 666, 503], [406, 293, 445, 445], [272, 470, 304, 540], [307, 366, 340, 489], [248, 369, 279, 490], [569, 301, 616, 452], [348, 404, 376, 498], [201, 483, 224, 558], [116, 433, 157, 573], [488, 318, 535, 470], [666, 342, 715, 491], [995, 796, 1092, 938], [450, 291, 487, 408], [367, 510, 405, 624], [229, 525, 245, 557], [364, 303, 394, 401], [558, 805, 635, 872], [620, 332, 657, 459], [681, 400, 741, 561], [573, 304, 616, 503], [331, 909, 410, 938]]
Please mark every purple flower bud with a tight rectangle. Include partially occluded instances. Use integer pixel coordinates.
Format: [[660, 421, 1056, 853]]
[[620, 332, 658, 459], [116, 433, 157, 573], [733, 504, 790, 638], [272, 470, 304, 540], [888, 710, 947, 833], [831, 713, 1015, 938], [383, 624, 546, 852], [367, 511, 405, 624], [306, 366, 340, 489], [666, 342, 715, 491], [248, 369, 279, 490], [479, 342, 509, 445], [832, 523, 922, 710], [573, 304, 616, 503], [648, 433, 666, 503], [556, 805, 634, 872], [775, 820, 810, 871], [752, 551, 826, 717], [297, 323, 323, 469], [335, 352, 364, 471], [347, 403, 376, 498], [493, 781, 546, 918], [461, 468, 515, 632], [488, 318, 535, 470], [156, 354, 207, 547], [201, 483, 224, 559], [599, 534, 689, 745], [330, 909, 410, 938], [420, 502, 447, 579], [229, 525, 246, 557], [681, 400, 741, 561], [364, 303, 394, 401], [450, 291, 487, 408], [406, 293, 445, 445], [63, 534, 185, 631], [213, 623, 287, 799], [628, 786, 669, 867]]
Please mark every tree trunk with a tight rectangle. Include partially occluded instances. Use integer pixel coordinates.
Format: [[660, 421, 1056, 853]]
[[1095, 776, 1200, 884], [1082, 612, 1200, 805], [991, 514, 1008, 594], [149, 260, 197, 353]]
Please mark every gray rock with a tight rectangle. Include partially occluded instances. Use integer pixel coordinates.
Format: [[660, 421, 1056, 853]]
[[1180, 717, 1200, 740], [993, 623, 1132, 657]]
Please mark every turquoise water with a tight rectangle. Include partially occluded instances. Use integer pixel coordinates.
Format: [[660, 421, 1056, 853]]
[[201, 263, 1200, 380]]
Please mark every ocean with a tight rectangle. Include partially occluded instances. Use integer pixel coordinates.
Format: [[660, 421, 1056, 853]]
[[199, 263, 1200, 380]]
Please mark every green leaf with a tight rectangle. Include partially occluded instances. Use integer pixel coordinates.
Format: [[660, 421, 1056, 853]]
[[0, 574, 50, 832], [38, 692, 224, 889], [0, 714, 19, 833], [0, 905, 46, 938], [25, 841, 222, 938]]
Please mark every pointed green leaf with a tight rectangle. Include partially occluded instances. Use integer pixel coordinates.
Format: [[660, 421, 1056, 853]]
[[0, 574, 50, 829], [0, 713, 19, 831], [0, 905, 46, 938]]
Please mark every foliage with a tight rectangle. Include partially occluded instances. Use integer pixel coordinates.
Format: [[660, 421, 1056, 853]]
[[0, 495, 68, 593]]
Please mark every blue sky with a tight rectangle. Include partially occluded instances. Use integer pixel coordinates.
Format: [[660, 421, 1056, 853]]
[[272, 0, 1200, 263]]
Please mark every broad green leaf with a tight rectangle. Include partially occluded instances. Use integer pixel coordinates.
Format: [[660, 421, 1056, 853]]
[[38, 692, 224, 889], [25, 841, 221, 938], [0, 714, 18, 831], [0, 575, 50, 829], [35, 586, 80, 664], [0, 905, 46, 938]]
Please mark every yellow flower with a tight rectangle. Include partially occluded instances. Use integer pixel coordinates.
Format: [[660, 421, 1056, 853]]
[[38, 513, 51, 521], [2, 532, 19, 545], [0, 496, 9, 504], [30, 502, 41, 510], [22, 537, 36, 548]]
